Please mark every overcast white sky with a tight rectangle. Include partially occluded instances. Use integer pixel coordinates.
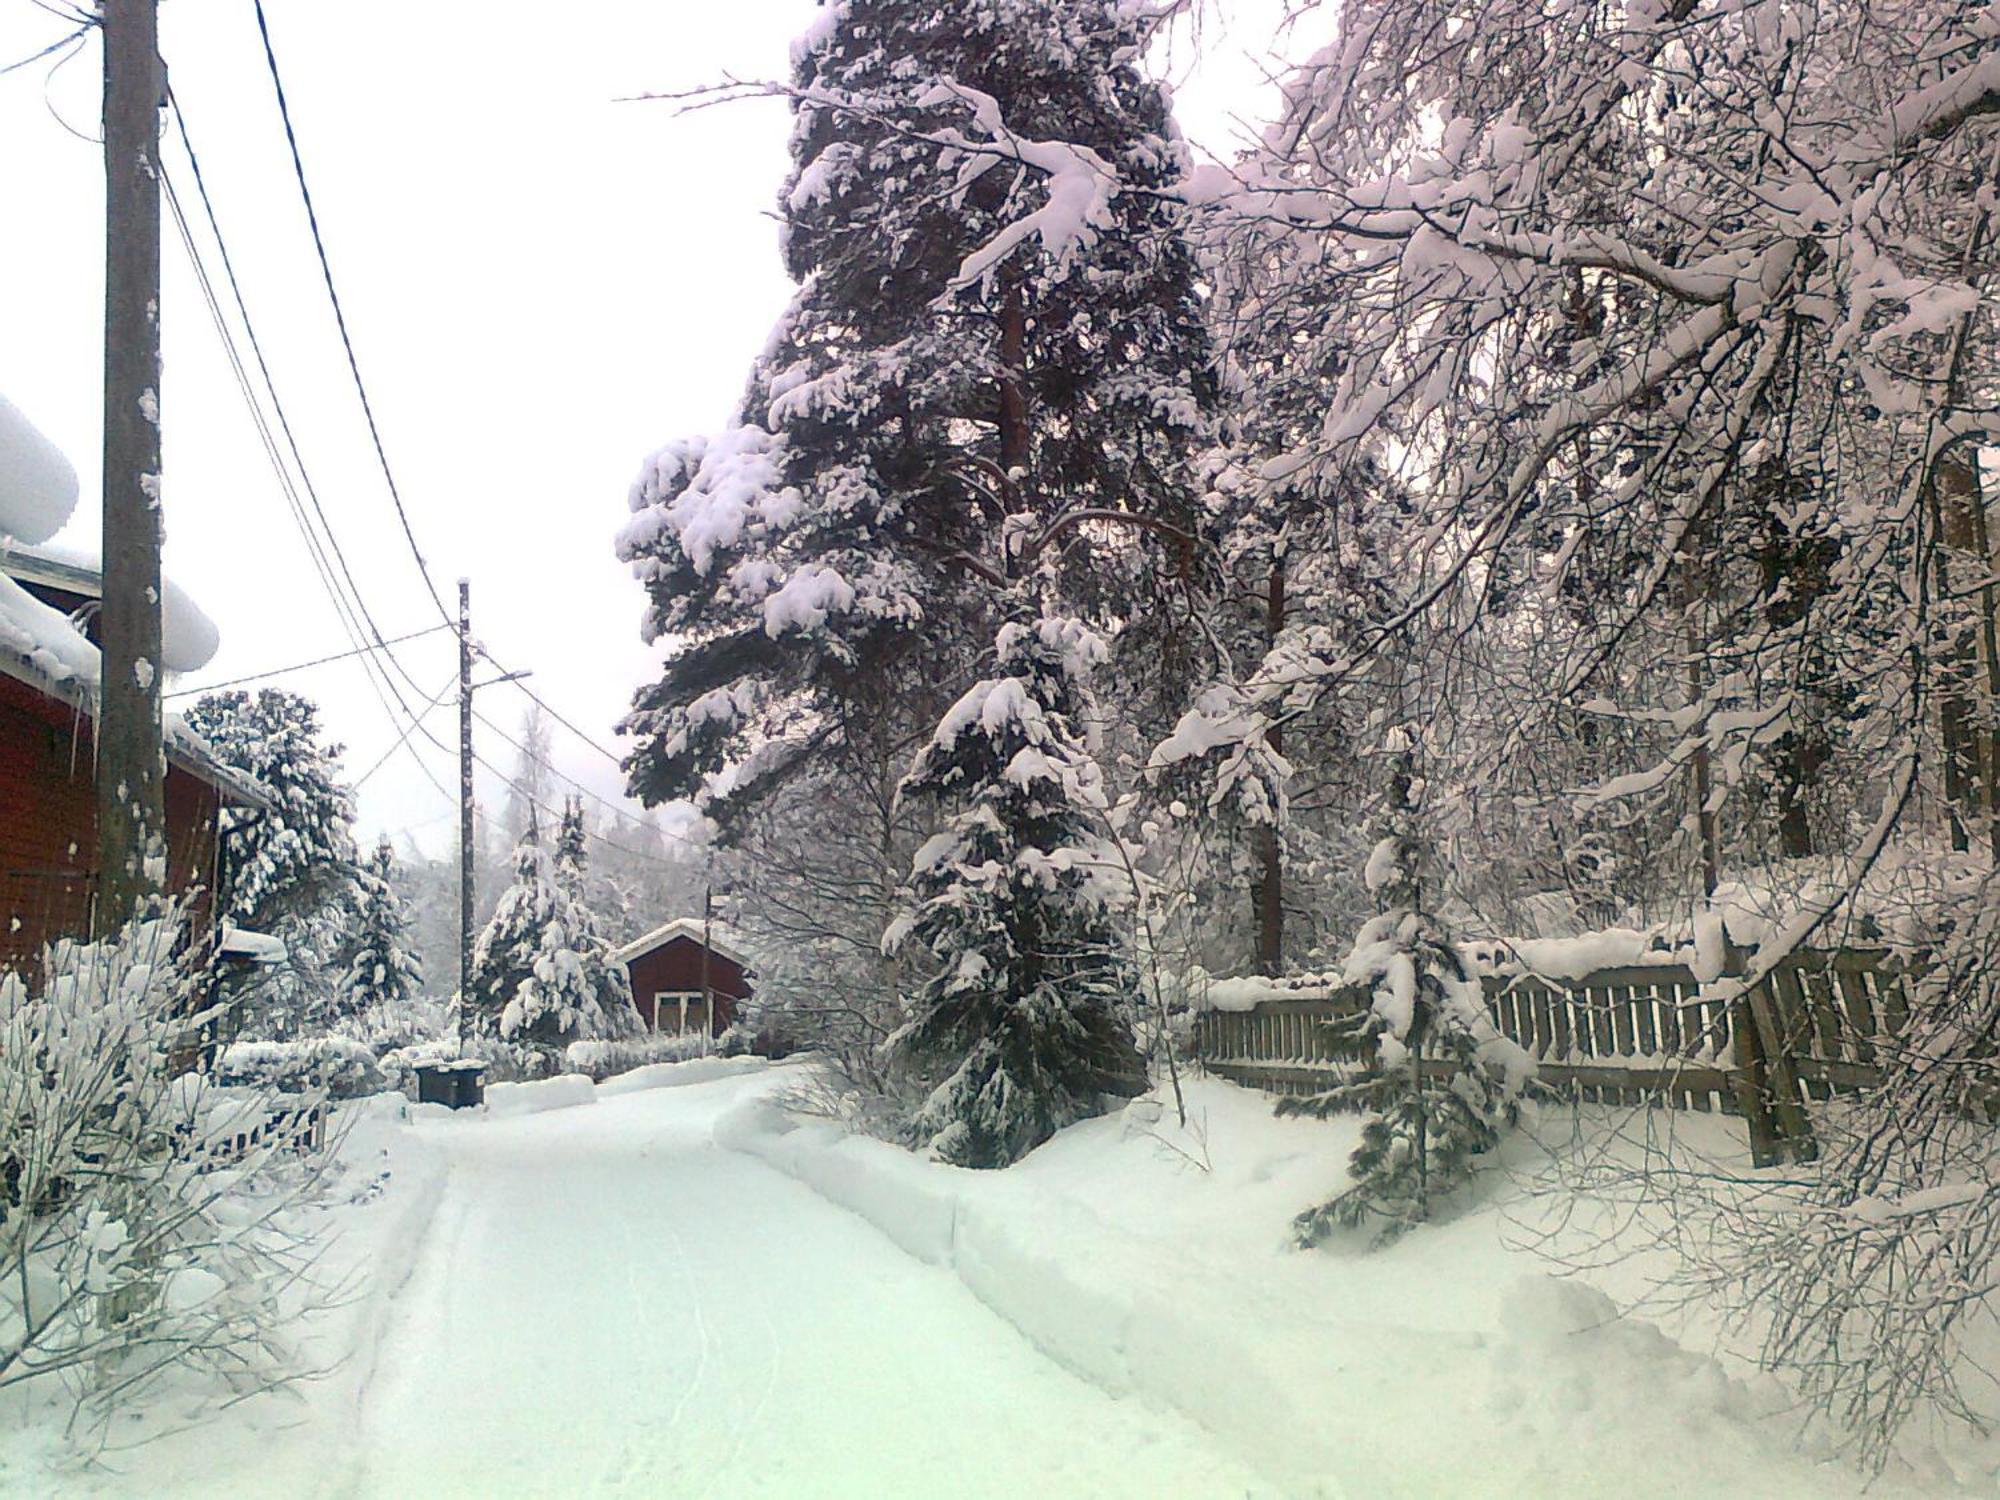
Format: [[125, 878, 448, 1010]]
[[0, 0, 1293, 857]]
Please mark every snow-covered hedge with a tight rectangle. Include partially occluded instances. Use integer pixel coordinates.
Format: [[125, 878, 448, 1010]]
[[216, 1036, 384, 1099], [562, 1032, 716, 1082], [376, 1034, 543, 1095]]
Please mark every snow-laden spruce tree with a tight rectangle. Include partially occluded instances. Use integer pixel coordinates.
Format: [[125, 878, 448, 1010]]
[[341, 839, 421, 1017], [468, 820, 639, 1063], [1278, 729, 1534, 1245], [184, 688, 364, 1037], [886, 617, 1148, 1167], [616, 0, 1214, 830]]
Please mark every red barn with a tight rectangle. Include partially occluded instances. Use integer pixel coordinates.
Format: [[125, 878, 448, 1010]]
[[0, 556, 268, 971], [612, 918, 753, 1037]]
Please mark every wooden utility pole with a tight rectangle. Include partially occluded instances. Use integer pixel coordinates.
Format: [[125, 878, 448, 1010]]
[[700, 883, 714, 1055], [96, 0, 168, 933], [452, 581, 529, 1051], [458, 579, 474, 1049]]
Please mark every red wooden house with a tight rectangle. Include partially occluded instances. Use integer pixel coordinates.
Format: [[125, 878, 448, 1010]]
[[0, 551, 269, 971], [612, 918, 753, 1037]]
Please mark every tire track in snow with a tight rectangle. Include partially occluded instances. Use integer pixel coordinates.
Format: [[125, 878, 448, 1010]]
[[334, 1165, 472, 1500]]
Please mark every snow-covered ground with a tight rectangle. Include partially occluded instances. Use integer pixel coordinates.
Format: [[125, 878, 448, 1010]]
[[10, 1061, 1994, 1498], [14, 1064, 1270, 1499]]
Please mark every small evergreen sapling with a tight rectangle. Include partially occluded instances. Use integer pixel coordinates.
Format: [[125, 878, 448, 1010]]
[[1279, 730, 1534, 1244], [887, 618, 1148, 1168]]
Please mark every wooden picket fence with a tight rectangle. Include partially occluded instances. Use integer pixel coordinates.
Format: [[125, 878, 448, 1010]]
[[1193, 949, 1917, 1166]]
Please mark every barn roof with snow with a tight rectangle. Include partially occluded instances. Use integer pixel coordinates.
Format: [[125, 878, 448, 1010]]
[[611, 916, 754, 969], [613, 918, 754, 1037]]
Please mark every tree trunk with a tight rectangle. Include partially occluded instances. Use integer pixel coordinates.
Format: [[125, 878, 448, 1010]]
[[1254, 554, 1286, 974], [997, 277, 1030, 479], [1933, 454, 1985, 854]]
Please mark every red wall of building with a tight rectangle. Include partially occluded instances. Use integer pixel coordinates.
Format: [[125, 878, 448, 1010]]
[[0, 674, 224, 973], [623, 935, 749, 1035]]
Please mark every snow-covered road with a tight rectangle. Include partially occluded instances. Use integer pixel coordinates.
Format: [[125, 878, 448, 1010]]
[[346, 1076, 1275, 1499]]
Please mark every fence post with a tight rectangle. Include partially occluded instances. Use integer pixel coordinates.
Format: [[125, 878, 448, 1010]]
[[1728, 990, 1785, 1167], [1746, 969, 1819, 1163]]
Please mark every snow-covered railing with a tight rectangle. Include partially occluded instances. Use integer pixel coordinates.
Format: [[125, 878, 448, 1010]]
[[1194, 949, 1918, 1166]]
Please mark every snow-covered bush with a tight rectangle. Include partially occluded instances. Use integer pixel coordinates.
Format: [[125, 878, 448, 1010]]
[[1279, 734, 1534, 1244], [562, 1032, 711, 1082], [215, 1036, 384, 1100], [888, 619, 1150, 1168], [335, 990, 453, 1056], [0, 910, 328, 1431], [376, 1033, 541, 1095]]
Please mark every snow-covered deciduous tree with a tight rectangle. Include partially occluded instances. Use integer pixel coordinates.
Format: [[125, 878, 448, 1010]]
[[342, 839, 422, 1018], [0, 907, 328, 1431], [1167, 0, 1999, 916], [468, 821, 640, 1064], [887, 618, 1148, 1167], [1278, 731, 1534, 1244], [184, 689, 364, 1038], [617, 0, 1216, 832]]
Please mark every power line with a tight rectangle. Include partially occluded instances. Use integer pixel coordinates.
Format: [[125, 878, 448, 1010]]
[[1, 21, 89, 76], [163, 75, 717, 875], [164, 624, 451, 700], [165, 87, 428, 685], [164, 84, 445, 737], [161, 149, 457, 811], [354, 672, 460, 788], [248, 0, 453, 629], [482, 663, 628, 771]]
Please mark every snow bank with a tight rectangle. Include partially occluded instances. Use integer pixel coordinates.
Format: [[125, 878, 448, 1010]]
[[716, 1076, 1926, 1498], [0, 394, 78, 545], [484, 1056, 770, 1115], [596, 1054, 765, 1098], [716, 1095, 1345, 1492], [483, 1073, 597, 1118]]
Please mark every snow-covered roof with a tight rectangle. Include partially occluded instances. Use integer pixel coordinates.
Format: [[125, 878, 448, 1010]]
[[218, 923, 288, 965], [612, 917, 754, 970], [0, 572, 270, 810], [0, 539, 220, 673], [0, 393, 79, 546]]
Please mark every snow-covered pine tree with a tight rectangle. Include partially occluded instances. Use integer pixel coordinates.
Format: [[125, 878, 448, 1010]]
[[551, 794, 644, 948], [616, 0, 1214, 829], [342, 839, 422, 1016], [1278, 729, 1533, 1245], [468, 819, 640, 1061], [554, 795, 588, 895], [887, 617, 1148, 1168], [184, 688, 364, 1037]]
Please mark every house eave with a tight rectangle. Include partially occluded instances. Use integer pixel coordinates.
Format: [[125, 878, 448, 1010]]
[[0, 654, 275, 811]]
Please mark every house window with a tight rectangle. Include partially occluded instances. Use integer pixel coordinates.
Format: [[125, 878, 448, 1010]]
[[653, 992, 709, 1035]]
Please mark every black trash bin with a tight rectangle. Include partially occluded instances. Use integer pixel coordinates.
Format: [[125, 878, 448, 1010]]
[[415, 1061, 487, 1109]]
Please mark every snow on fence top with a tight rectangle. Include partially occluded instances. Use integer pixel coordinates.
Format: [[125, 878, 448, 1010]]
[[0, 393, 79, 545]]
